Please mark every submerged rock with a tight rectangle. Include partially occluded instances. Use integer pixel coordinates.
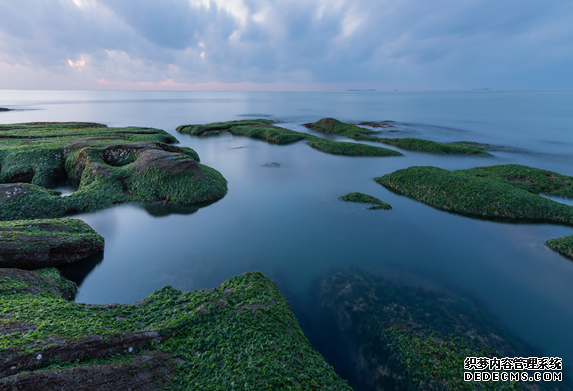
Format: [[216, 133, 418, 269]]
[[0, 269, 351, 390], [0, 122, 226, 220], [313, 269, 557, 391], [0, 219, 103, 269]]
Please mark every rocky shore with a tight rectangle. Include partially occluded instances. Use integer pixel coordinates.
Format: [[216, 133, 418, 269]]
[[0, 269, 351, 390], [0, 122, 227, 220]]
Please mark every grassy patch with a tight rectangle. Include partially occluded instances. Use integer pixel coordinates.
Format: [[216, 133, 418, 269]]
[[0, 122, 227, 220], [375, 165, 573, 225], [0, 269, 351, 390], [307, 140, 402, 157], [546, 235, 573, 260], [340, 192, 392, 209]]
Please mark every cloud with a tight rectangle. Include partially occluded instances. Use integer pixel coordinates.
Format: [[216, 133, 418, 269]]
[[0, 0, 571, 90]]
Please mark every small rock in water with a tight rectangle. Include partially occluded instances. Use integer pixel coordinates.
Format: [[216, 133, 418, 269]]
[[262, 162, 280, 167]]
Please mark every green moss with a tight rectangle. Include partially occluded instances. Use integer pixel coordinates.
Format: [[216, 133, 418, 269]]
[[340, 192, 392, 209], [0, 269, 351, 390], [0, 122, 226, 220], [178, 119, 404, 160], [378, 138, 492, 155], [0, 218, 103, 250], [304, 118, 377, 139], [546, 235, 573, 260], [178, 120, 309, 145], [305, 118, 491, 156], [375, 165, 573, 225], [307, 140, 402, 157]]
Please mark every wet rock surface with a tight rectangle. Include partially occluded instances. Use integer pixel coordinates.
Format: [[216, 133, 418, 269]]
[[0, 219, 104, 269]]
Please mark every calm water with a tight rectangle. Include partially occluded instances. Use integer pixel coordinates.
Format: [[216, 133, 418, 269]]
[[2, 90, 573, 386]]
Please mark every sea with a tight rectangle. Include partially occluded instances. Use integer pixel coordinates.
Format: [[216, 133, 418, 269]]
[[1, 90, 573, 388]]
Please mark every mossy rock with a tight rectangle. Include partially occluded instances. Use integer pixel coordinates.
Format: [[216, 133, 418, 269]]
[[378, 137, 492, 155], [308, 140, 401, 157], [0, 218, 103, 269], [178, 119, 403, 159], [304, 118, 379, 139], [304, 118, 491, 156], [340, 192, 392, 209], [0, 122, 227, 220], [177, 119, 309, 145], [375, 165, 573, 225], [0, 269, 351, 390], [546, 235, 573, 260], [316, 269, 550, 391]]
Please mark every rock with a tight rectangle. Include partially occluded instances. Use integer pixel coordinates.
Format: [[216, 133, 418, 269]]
[[0, 219, 104, 269], [0, 269, 351, 390], [0, 108, 9, 112], [0, 122, 226, 220]]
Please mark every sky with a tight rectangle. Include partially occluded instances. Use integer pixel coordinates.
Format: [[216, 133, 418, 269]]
[[0, 0, 572, 91]]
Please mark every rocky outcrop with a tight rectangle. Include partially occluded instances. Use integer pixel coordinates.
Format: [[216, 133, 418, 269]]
[[0, 122, 226, 220], [0, 269, 351, 390], [0, 219, 103, 269]]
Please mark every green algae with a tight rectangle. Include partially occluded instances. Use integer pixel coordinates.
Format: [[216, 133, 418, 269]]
[[546, 235, 573, 260], [375, 165, 573, 225], [317, 269, 548, 391], [307, 140, 401, 157], [0, 269, 351, 390], [0, 122, 227, 220], [305, 118, 492, 156], [340, 192, 392, 210]]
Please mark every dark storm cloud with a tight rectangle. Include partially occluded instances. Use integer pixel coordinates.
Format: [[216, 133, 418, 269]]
[[0, 0, 571, 88]]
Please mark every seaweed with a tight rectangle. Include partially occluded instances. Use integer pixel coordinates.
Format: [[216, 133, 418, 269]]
[[340, 192, 392, 209], [0, 269, 351, 390], [375, 165, 573, 225]]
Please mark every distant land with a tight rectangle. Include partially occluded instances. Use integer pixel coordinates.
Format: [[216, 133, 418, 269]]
[[0, 108, 10, 111], [347, 89, 377, 92], [472, 88, 491, 90]]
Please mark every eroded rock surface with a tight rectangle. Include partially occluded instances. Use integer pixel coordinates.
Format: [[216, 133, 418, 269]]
[[0, 219, 103, 269]]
